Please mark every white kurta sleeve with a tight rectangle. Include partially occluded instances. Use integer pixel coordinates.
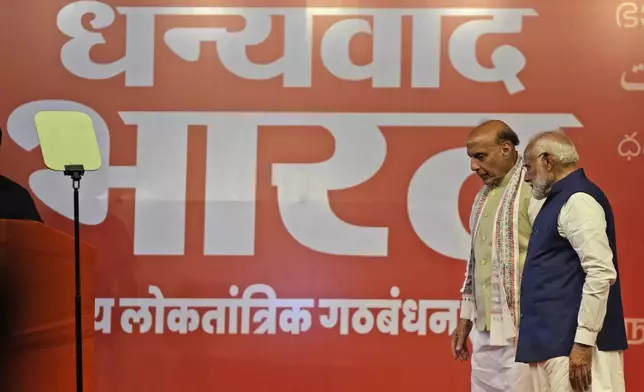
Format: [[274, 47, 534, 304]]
[[558, 192, 617, 346]]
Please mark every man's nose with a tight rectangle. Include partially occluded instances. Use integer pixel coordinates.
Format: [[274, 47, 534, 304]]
[[470, 159, 479, 172]]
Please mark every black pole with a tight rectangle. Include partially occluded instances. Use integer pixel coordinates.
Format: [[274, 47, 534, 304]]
[[65, 164, 85, 392], [73, 178, 83, 392]]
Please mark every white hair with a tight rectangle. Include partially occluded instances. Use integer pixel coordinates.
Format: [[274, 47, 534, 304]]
[[528, 130, 579, 165]]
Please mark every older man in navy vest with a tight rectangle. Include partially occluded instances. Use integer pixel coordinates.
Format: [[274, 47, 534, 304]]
[[517, 131, 628, 391]]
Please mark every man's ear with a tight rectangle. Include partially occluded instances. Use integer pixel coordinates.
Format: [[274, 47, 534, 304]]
[[501, 142, 513, 157], [542, 153, 554, 170]]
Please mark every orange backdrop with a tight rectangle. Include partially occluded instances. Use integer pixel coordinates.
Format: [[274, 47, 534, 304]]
[[1, 0, 644, 391]]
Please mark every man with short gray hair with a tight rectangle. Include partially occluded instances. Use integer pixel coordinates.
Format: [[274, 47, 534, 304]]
[[517, 131, 628, 391]]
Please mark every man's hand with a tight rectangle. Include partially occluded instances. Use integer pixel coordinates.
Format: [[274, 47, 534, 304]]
[[569, 343, 593, 391], [450, 319, 473, 361]]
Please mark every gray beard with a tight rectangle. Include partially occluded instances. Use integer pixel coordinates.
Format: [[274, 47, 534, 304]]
[[532, 180, 552, 200]]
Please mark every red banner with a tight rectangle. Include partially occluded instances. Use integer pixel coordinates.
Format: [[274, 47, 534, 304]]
[[1, 0, 643, 391]]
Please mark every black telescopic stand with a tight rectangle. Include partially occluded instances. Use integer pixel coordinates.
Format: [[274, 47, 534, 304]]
[[64, 164, 85, 392]]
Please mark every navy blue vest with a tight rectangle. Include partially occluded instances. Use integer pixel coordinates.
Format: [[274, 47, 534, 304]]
[[515, 169, 628, 363]]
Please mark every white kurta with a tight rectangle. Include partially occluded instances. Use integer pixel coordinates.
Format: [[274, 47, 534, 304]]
[[526, 193, 625, 392], [460, 178, 537, 392], [470, 329, 532, 392]]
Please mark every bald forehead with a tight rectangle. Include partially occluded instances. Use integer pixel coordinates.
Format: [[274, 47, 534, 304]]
[[467, 133, 496, 150], [467, 120, 509, 146]]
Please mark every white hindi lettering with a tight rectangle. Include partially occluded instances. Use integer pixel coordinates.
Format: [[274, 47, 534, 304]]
[[235, 284, 314, 335], [320, 10, 401, 88], [6, 102, 583, 258], [95, 298, 115, 334], [56, 2, 537, 93], [317, 287, 460, 335], [164, 8, 313, 87], [625, 318, 644, 345], [400, 297, 458, 335], [120, 285, 167, 334], [100, 284, 317, 335], [57, 1, 157, 87], [94, 284, 460, 336], [427, 300, 459, 335], [447, 9, 531, 94], [167, 305, 201, 334], [319, 286, 403, 335]]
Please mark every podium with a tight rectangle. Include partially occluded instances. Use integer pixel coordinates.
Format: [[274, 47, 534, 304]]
[[0, 219, 95, 392]]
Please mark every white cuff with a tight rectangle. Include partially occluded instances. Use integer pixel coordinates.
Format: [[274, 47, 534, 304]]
[[460, 298, 474, 320], [574, 327, 598, 347]]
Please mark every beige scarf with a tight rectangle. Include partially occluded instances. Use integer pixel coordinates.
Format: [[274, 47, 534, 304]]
[[460, 157, 525, 346]]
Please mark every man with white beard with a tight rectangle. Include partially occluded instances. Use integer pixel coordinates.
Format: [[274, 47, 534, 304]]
[[517, 130, 628, 391]]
